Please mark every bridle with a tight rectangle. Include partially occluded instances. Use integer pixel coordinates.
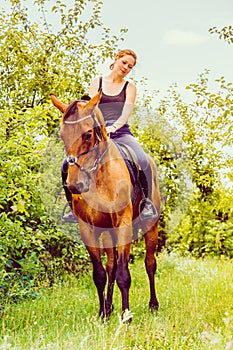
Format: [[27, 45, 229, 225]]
[[64, 108, 109, 179]]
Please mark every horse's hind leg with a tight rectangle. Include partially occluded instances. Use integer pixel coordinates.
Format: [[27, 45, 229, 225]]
[[144, 225, 159, 312], [116, 239, 131, 321]]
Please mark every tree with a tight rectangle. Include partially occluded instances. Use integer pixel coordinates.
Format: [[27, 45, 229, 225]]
[[159, 73, 233, 257], [0, 0, 127, 109], [131, 69, 233, 256]]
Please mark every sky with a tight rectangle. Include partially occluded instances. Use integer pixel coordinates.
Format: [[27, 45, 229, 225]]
[[97, 0, 233, 102]]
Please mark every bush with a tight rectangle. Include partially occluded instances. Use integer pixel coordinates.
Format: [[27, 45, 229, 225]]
[[0, 215, 90, 307], [167, 191, 233, 258], [0, 106, 90, 307]]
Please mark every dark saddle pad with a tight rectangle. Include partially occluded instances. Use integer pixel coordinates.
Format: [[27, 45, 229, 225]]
[[113, 141, 141, 204]]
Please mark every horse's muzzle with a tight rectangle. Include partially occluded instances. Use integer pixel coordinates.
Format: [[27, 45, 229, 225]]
[[68, 181, 89, 194]]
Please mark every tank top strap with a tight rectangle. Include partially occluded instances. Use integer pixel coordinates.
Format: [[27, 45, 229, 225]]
[[123, 81, 129, 91], [98, 77, 102, 91]]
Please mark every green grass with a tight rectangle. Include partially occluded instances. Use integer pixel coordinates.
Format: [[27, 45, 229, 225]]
[[1, 252, 233, 349]]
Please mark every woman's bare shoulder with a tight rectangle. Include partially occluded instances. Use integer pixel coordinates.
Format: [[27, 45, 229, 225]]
[[89, 76, 100, 96], [90, 76, 100, 84], [125, 81, 136, 103], [127, 81, 136, 94]]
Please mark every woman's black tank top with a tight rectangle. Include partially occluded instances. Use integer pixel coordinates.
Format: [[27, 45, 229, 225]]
[[98, 77, 129, 125]]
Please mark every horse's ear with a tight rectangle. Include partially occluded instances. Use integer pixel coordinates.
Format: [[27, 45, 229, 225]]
[[84, 90, 102, 112], [50, 94, 68, 113]]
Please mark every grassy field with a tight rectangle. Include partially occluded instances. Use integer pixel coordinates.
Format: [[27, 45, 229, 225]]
[[1, 251, 233, 350]]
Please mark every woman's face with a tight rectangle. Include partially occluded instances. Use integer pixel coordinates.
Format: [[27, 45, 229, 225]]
[[114, 54, 136, 77]]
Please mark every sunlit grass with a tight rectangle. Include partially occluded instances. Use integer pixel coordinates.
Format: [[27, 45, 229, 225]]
[[1, 252, 233, 349]]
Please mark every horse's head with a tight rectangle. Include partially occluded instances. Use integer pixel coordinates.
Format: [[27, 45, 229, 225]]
[[51, 91, 108, 194]]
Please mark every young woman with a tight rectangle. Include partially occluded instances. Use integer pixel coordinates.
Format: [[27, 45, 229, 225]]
[[62, 49, 157, 222]]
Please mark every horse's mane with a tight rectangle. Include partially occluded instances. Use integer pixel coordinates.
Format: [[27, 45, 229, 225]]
[[63, 100, 80, 121], [63, 95, 92, 122]]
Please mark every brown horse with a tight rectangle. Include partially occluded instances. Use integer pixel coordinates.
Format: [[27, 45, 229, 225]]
[[50, 91, 160, 319]]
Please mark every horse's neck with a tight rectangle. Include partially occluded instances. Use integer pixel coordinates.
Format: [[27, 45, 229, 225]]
[[107, 139, 123, 162]]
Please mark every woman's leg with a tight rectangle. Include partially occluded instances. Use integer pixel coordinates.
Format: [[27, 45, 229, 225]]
[[61, 159, 72, 207], [112, 133, 149, 170], [112, 134, 158, 221], [61, 159, 77, 222]]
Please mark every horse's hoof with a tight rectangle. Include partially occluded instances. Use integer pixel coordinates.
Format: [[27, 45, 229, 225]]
[[103, 304, 114, 319], [149, 301, 159, 313], [106, 304, 114, 316], [99, 304, 114, 322], [99, 311, 109, 323], [121, 309, 133, 324]]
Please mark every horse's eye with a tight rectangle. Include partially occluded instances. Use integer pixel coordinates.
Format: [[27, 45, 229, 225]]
[[83, 130, 92, 142]]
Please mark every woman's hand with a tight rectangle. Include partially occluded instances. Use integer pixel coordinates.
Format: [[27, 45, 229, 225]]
[[106, 125, 117, 134]]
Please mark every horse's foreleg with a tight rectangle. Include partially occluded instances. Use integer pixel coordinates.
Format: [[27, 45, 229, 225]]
[[105, 247, 117, 316], [86, 246, 107, 317], [102, 232, 117, 317], [144, 226, 159, 312], [80, 223, 107, 318]]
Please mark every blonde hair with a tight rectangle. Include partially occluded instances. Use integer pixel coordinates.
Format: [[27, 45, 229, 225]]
[[110, 49, 137, 70]]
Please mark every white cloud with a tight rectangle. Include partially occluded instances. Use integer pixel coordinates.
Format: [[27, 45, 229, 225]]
[[163, 29, 207, 46]]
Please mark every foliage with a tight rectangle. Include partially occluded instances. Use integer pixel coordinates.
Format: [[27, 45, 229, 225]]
[[209, 25, 233, 44], [131, 70, 233, 256], [0, 221, 89, 307], [167, 189, 233, 258], [0, 104, 90, 305], [165, 71, 233, 257], [0, 0, 127, 109]]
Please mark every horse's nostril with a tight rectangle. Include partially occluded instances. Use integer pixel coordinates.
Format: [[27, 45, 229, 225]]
[[68, 183, 83, 194], [76, 182, 84, 193]]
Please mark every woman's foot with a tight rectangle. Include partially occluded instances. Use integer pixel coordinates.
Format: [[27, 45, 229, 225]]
[[139, 199, 158, 221], [61, 205, 78, 223]]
